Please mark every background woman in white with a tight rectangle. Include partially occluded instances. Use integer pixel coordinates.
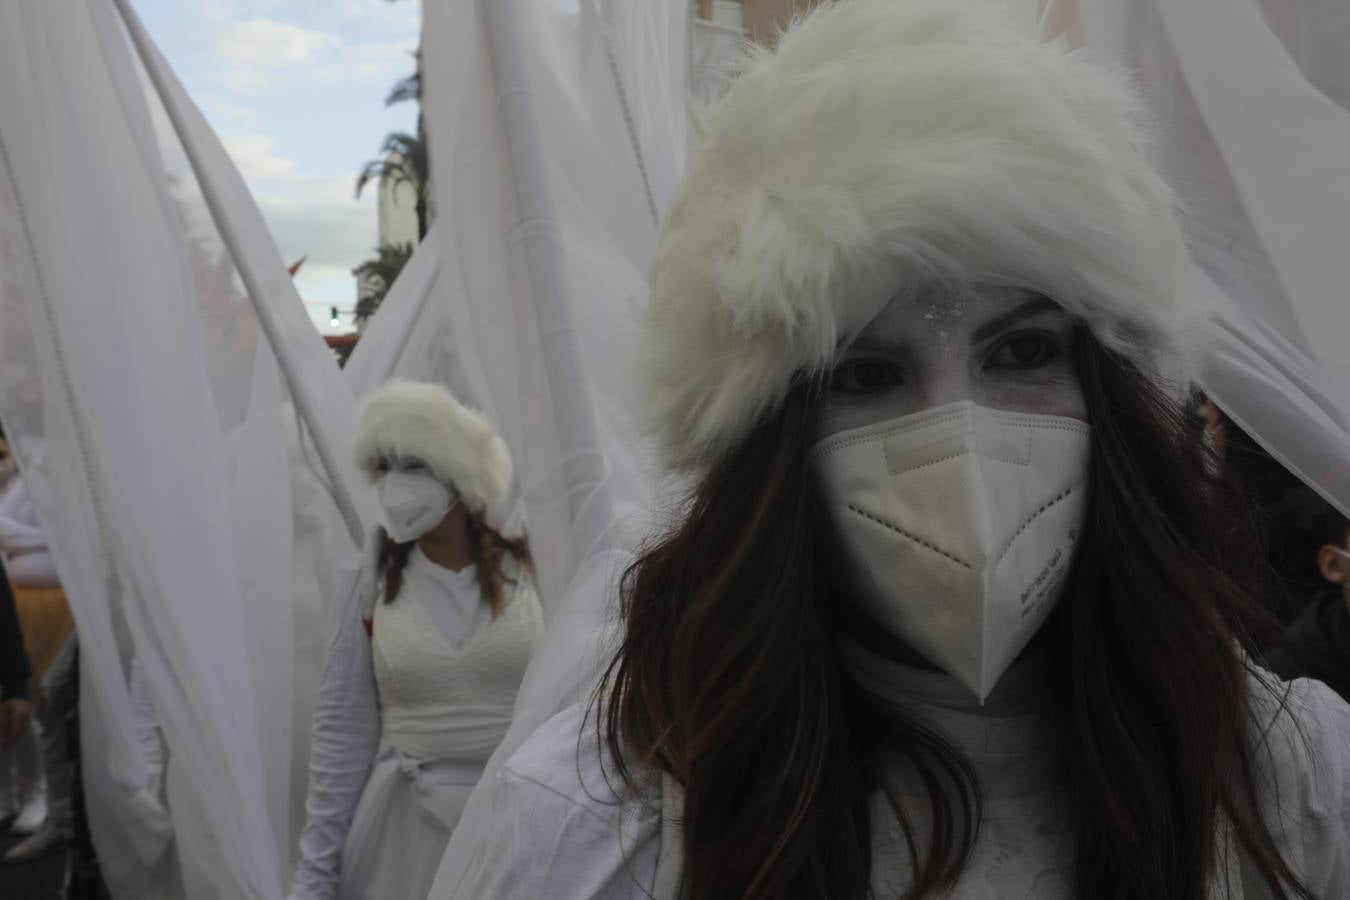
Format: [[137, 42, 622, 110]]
[[457, 2, 1350, 898], [286, 380, 542, 900]]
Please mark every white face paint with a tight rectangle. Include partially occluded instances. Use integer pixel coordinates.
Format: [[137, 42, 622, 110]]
[[816, 287, 1086, 437], [812, 287, 1090, 700]]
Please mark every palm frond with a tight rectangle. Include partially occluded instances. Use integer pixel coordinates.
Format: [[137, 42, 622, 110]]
[[355, 158, 414, 197], [352, 242, 415, 322], [385, 59, 421, 107]]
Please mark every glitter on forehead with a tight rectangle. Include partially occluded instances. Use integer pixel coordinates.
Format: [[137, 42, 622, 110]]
[[921, 296, 969, 326], [921, 295, 969, 345]]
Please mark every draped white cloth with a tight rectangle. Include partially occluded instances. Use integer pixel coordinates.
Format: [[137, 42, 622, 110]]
[[2, 3, 690, 894], [0, 1, 687, 897], [421, 0, 683, 613], [0, 3, 374, 898], [690, 18, 745, 104], [1039, 0, 1350, 517], [421, 2, 688, 895]]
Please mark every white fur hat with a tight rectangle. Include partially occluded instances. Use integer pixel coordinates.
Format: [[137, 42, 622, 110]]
[[353, 380, 513, 514], [639, 0, 1201, 470]]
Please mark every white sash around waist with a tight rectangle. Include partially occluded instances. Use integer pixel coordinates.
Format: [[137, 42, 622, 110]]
[[382, 700, 513, 763]]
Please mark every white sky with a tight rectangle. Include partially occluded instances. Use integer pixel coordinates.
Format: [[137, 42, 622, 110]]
[[134, 0, 422, 334]]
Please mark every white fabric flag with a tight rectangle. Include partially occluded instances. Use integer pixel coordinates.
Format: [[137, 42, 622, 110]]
[[422, 1, 689, 895], [1042, 0, 1350, 516], [0, 2, 372, 897]]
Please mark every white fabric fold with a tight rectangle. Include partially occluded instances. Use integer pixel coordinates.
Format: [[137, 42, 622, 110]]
[[422, 1, 684, 894], [0, 4, 371, 896], [1048, 0, 1350, 516]]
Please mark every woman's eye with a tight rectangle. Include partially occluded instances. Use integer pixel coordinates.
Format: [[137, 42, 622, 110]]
[[376, 460, 391, 473], [986, 333, 1060, 370], [403, 461, 428, 473], [832, 359, 903, 395]]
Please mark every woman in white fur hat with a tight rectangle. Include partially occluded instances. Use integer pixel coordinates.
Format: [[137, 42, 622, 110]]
[[455, 2, 1350, 899], [285, 380, 542, 900]]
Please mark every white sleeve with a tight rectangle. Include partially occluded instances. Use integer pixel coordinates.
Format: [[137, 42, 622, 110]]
[[454, 769, 656, 900], [287, 564, 382, 900], [0, 520, 44, 552], [1285, 679, 1350, 896], [1249, 674, 1350, 897], [128, 658, 166, 781], [452, 706, 659, 900], [120, 657, 174, 865]]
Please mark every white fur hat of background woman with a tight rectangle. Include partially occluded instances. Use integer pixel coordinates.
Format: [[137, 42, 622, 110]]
[[353, 380, 513, 514], [639, 0, 1203, 471]]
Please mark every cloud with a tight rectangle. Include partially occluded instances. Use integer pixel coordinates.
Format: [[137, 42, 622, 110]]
[[234, 168, 379, 324], [194, 0, 288, 28], [204, 130, 372, 305], [175, 2, 421, 325], [249, 173, 377, 293], [337, 0, 421, 32], [200, 96, 262, 129], [221, 131, 296, 180], [212, 18, 415, 95]]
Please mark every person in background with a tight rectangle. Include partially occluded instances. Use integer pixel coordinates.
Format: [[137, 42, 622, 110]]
[[286, 380, 543, 900], [0, 431, 76, 679], [1265, 504, 1350, 702], [0, 557, 32, 752], [4, 634, 76, 867], [0, 426, 78, 864], [0, 554, 45, 853], [0, 428, 13, 485], [0, 435, 42, 840], [1193, 395, 1330, 627]]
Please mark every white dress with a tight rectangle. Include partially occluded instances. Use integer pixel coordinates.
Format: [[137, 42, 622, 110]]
[[287, 549, 543, 900], [456, 649, 1350, 899]]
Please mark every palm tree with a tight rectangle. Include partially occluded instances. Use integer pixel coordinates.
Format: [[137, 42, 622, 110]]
[[356, 130, 429, 241], [356, 52, 429, 240], [353, 38, 425, 322], [352, 242, 415, 323], [384, 65, 420, 107]]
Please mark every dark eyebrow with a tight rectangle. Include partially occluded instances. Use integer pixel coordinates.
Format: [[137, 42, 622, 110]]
[[970, 295, 1063, 344]]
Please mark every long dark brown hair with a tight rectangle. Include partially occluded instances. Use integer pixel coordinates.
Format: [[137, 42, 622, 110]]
[[596, 329, 1315, 899], [377, 511, 530, 616]]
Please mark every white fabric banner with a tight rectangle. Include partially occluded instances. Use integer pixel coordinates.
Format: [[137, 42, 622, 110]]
[[1042, 0, 1350, 516], [0, 2, 372, 897], [422, 1, 689, 895]]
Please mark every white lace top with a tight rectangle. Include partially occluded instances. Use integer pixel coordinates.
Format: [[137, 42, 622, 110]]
[[372, 550, 544, 761], [456, 653, 1350, 899]]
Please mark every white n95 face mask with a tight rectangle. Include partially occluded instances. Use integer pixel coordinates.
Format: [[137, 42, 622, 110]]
[[377, 471, 453, 543], [811, 400, 1091, 701]]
